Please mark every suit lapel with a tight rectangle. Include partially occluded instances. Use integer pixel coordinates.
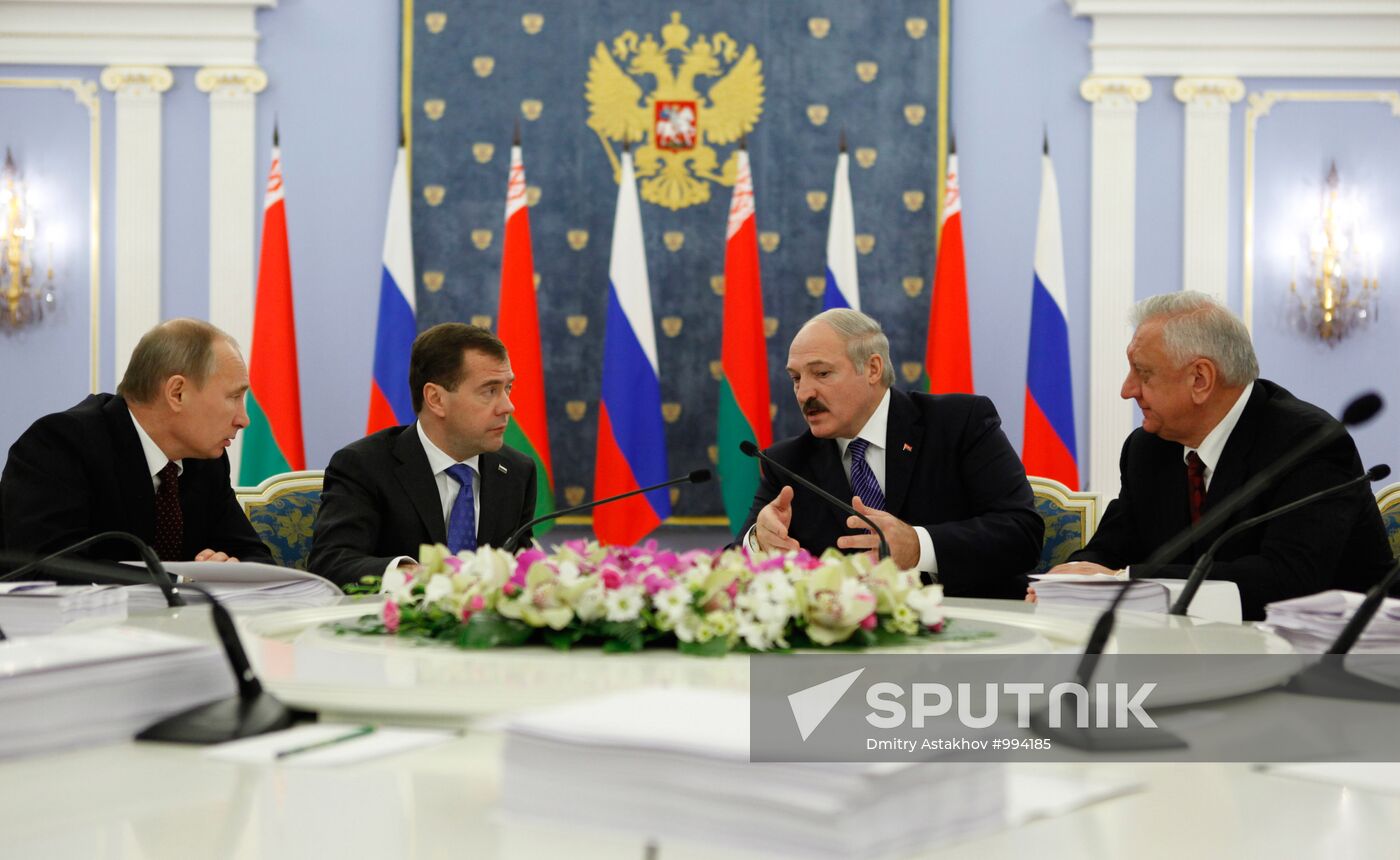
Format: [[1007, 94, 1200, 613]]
[[104, 396, 157, 540], [807, 437, 851, 533], [394, 428, 447, 545], [882, 390, 919, 514], [477, 451, 508, 546]]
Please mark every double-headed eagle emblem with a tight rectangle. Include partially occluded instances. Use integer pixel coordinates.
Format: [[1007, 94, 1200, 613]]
[[587, 12, 764, 210]]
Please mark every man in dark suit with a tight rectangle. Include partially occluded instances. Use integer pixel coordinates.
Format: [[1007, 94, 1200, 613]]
[[739, 309, 1043, 599], [1043, 291, 1392, 620], [309, 323, 537, 586], [1, 318, 271, 564]]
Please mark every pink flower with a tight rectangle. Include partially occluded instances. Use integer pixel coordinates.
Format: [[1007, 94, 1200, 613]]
[[382, 599, 401, 633], [643, 573, 674, 595], [725, 580, 740, 599], [469, 594, 485, 611], [601, 569, 622, 590], [460, 606, 474, 622], [442, 556, 463, 573], [514, 548, 546, 583], [502, 582, 520, 597], [929, 620, 944, 634], [860, 613, 878, 631]]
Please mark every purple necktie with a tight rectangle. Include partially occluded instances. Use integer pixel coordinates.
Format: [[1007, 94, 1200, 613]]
[[847, 438, 886, 511]]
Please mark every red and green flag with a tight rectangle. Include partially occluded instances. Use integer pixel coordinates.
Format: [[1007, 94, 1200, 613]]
[[497, 140, 555, 530], [717, 147, 772, 532], [924, 143, 974, 395], [239, 128, 305, 483]]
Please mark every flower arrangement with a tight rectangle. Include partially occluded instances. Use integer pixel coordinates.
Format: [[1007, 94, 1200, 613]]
[[341, 541, 949, 656]]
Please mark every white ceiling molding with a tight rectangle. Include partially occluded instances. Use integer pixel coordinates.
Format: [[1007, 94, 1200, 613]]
[[1066, 0, 1400, 77], [0, 0, 277, 67]]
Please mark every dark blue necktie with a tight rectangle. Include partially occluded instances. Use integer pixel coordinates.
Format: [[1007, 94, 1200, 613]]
[[445, 463, 477, 552], [847, 437, 886, 511]]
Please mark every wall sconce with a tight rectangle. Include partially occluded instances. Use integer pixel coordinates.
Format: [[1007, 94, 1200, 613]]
[[1, 148, 57, 329], [1288, 161, 1378, 344]]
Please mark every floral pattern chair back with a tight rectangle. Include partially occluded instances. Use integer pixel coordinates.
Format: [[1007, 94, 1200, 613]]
[[1378, 481, 1400, 562], [1028, 476, 1100, 573], [235, 470, 324, 570]]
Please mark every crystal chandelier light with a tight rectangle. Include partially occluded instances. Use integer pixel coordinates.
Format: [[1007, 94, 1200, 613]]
[[1, 149, 56, 329], [1288, 162, 1379, 344]]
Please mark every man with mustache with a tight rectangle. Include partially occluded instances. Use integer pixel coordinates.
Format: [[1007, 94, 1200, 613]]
[[309, 323, 537, 585], [739, 309, 1043, 598], [1, 318, 271, 564]]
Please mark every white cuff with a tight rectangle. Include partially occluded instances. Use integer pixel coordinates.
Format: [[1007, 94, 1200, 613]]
[[913, 526, 937, 574], [383, 556, 417, 579]]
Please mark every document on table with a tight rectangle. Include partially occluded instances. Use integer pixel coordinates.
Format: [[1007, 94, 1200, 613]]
[[1257, 762, 1400, 796], [205, 723, 456, 766], [124, 561, 344, 611]]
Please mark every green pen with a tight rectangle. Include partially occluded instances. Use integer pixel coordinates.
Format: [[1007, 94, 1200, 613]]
[[274, 725, 376, 760]]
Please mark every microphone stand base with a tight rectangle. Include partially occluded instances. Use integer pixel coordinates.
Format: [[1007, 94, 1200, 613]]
[[137, 691, 295, 744], [1028, 710, 1188, 752], [1281, 658, 1400, 704]]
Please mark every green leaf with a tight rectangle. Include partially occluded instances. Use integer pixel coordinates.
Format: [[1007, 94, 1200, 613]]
[[457, 612, 533, 649], [677, 637, 730, 657], [543, 627, 586, 651]]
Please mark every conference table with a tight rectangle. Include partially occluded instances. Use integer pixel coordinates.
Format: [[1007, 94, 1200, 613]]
[[3, 597, 1398, 859]]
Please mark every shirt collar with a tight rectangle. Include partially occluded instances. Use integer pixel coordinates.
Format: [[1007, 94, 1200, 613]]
[[1185, 381, 1254, 476], [836, 388, 891, 459], [416, 422, 480, 476], [127, 407, 181, 479]]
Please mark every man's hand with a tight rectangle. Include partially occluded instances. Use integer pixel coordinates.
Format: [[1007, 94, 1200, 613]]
[[836, 496, 920, 569], [194, 549, 239, 563], [1044, 561, 1123, 577], [754, 485, 802, 553]]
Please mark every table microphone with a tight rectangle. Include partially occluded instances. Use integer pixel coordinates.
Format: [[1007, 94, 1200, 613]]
[[501, 469, 712, 552], [738, 440, 890, 560], [1280, 558, 1400, 703], [0, 551, 295, 742], [1170, 463, 1389, 616], [0, 530, 185, 607]]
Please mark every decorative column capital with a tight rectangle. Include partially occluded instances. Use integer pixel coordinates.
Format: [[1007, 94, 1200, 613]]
[[1173, 76, 1245, 107], [1079, 75, 1152, 106], [100, 65, 174, 95], [195, 66, 269, 96]]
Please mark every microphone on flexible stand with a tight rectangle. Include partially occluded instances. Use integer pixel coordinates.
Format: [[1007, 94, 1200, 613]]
[[1280, 557, 1400, 703], [738, 441, 890, 560], [1033, 391, 1383, 751], [1170, 464, 1389, 615], [501, 469, 712, 552], [0, 550, 296, 743], [0, 530, 185, 607]]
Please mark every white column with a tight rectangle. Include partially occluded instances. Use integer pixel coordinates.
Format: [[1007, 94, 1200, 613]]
[[1175, 77, 1245, 302], [196, 66, 267, 355], [1080, 75, 1151, 500], [197, 66, 266, 483], [100, 65, 173, 383]]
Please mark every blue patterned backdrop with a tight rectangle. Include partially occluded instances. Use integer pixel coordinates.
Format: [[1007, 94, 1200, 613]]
[[409, 0, 945, 520]]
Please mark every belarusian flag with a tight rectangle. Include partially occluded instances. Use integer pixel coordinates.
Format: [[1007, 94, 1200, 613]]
[[717, 146, 771, 533], [239, 128, 305, 484], [925, 141, 973, 394], [497, 139, 555, 530]]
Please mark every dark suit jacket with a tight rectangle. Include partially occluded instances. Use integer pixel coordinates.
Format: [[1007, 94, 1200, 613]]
[[738, 389, 1044, 599], [0, 393, 271, 564], [1070, 379, 1393, 620], [308, 424, 537, 586]]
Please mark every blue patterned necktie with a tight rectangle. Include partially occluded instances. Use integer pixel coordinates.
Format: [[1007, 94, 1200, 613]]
[[445, 463, 477, 552], [846, 437, 886, 511]]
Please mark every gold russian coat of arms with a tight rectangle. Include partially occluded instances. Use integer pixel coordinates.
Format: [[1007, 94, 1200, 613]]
[[586, 12, 764, 210]]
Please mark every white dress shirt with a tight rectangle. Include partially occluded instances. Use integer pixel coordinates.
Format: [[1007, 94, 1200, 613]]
[[128, 408, 181, 491], [750, 389, 938, 574], [1183, 381, 1254, 492]]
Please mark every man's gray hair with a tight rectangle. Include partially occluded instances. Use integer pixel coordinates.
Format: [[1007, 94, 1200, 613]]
[[1130, 291, 1259, 386], [809, 308, 895, 387]]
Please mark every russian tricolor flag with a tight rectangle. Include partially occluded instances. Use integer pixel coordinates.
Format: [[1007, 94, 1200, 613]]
[[366, 146, 417, 433], [593, 150, 671, 545], [1021, 141, 1079, 489], [823, 143, 860, 311]]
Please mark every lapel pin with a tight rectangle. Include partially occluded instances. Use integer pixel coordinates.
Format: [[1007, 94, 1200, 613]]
[[498, 463, 508, 474], [902, 443, 913, 453]]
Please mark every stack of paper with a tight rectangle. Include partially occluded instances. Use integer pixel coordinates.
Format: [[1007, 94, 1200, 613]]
[[498, 688, 1006, 859], [1030, 575, 1243, 623], [0, 626, 234, 758], [125, 561, 343, 612], [1031, 574, 1170, 613], [0, 582, 127, 635], [1260, 590, 1400, 653]]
